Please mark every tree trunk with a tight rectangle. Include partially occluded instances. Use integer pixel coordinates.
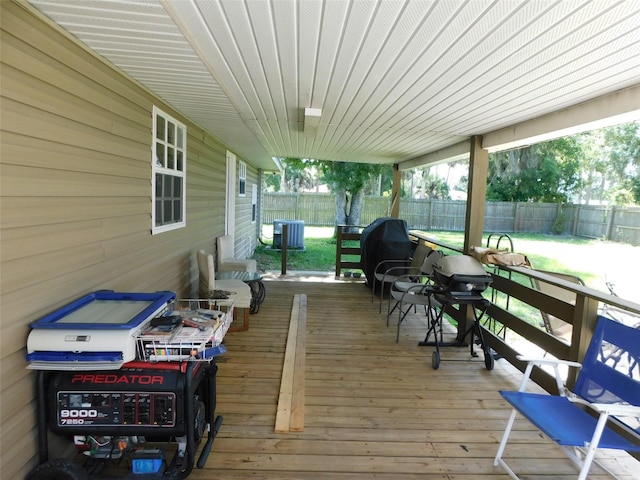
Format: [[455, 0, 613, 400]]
[[333, 187, 366, 234], [347, 189, 365, 232], [334, 187, 348, 236]]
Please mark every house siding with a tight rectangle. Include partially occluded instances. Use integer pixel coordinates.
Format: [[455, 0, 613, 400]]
[[0, 2, 257, 477], [233, 166, 260, 258]]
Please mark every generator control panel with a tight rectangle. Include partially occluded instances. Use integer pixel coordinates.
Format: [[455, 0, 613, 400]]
[[46, 366, 193, 436], [56, 391, 176, 428]]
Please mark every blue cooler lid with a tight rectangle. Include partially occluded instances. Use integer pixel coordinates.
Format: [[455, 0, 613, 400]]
[[29, 290, 176, 330]]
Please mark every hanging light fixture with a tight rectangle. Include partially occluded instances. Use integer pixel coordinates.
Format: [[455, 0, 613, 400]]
[[303, 108, 322, 136]]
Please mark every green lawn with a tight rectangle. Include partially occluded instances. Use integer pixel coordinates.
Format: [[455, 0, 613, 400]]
[[254, 226, 640, 298]]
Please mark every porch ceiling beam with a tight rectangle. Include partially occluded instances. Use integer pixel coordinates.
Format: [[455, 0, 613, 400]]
[[398, 140, 471, 171], [483, 85, 640, 153]]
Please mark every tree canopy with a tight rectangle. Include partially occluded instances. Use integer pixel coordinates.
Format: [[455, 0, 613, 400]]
[[268, 159, 391, 230], [268, 121, 640, 208], [486, 122, 639, 204]]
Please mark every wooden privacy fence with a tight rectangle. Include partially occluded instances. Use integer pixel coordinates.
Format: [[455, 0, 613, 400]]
[[263, 193, 640, 246]]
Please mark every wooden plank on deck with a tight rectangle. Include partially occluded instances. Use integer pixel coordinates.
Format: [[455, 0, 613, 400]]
[[275, 293, 306, 432], [290, 293, 307, 431]]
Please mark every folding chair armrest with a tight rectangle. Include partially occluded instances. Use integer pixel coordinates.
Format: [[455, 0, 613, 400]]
[[516, 355, 583, 369], [379, 264, 415, 278], [515, 355, 582, 393], [591, 403, 640, 416], [404, 283, 438, 294], [382, 265, 412, 276], [393, 273, 433, 284], [374, 259, 411, 272]]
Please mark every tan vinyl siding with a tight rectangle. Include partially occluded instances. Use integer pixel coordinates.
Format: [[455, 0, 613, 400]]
[[0, 2, 257, 477], [234, 164, 260, 258]]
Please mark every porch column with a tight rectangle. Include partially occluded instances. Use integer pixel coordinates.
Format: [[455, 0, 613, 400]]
[[390, 164, 401, 218], [458, 136, 489, 343], [463, 135, 488, 253]]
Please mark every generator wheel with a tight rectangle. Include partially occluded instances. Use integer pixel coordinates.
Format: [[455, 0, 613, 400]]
[[194, 397, 207, 443], [26, 459, 88, 480]]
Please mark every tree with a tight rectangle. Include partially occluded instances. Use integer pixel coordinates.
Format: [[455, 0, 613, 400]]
[[314, 160, 389, 233], [266, 158, 317, 193], [485, 122, 639, 206], [403, 168, 450, 199], [602, 122, 640, 204], [486, 138, 581, 202]]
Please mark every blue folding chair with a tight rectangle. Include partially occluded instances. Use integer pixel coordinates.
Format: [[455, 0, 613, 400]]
[[494, 315, 640, 480]]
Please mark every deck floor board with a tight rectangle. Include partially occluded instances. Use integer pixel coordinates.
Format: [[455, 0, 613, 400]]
[[196, 276, 638, 479]]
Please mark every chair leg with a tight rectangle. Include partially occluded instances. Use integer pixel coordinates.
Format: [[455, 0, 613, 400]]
[[396, 301, 412, 343], [387, 295, 399, 326], [576, 413, 609, 480], [228, 308, 250, 332], [494, 409, 519, 479]]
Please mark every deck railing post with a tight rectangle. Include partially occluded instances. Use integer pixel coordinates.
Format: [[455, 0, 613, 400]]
[[567, 294, 599, 387], [335, 225, 344, 278]]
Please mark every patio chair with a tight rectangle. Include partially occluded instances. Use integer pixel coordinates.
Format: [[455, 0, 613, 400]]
[[197, 249, 252, 330], [386, 249, 444, 327], [371, 242, 433, 313], [216, 235, 257, 273], [494, 315, 640, 480]]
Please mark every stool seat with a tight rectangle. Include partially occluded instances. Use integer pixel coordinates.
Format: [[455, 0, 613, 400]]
[[217, 235, 257, 273], [197, 249, 252, 331], [210, 279, 251, 310]]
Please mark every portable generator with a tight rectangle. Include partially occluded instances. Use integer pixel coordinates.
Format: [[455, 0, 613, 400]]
[[26, 292, 230, 480]]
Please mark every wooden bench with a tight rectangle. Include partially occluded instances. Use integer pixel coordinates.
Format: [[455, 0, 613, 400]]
[[494, 315, 640, 480]]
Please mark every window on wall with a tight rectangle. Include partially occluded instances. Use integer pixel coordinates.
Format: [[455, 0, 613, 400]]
[[251, 184, 257, 223], [239, 161, 247, 196], [152, 106, 186, 234]]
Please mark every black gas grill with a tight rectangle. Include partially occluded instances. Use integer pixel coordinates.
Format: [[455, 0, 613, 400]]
[[433, 255, 493, 300], [419, 255, 494, 370]]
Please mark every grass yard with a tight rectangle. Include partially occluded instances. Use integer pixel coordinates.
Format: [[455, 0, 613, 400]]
[[254, 226, 640, 299]]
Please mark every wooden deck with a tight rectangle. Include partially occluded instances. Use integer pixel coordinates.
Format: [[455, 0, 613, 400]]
[[192, 275, 638, 479]]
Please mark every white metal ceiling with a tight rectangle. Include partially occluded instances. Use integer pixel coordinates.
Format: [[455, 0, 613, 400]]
[[27, 0, 640, 170]]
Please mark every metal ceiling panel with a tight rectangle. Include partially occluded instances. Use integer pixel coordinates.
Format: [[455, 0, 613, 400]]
[[28, 0, 274, 168], [26, 0, 640, 168]]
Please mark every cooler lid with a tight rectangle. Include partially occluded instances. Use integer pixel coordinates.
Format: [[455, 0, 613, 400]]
[[29, 290, 176, 330]]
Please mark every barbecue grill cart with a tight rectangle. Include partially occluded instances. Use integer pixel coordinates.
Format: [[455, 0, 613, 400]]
[[26, 292, 231, 480], [417, 256, 494, 370]]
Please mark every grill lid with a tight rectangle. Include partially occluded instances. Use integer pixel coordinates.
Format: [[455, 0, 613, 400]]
[[433, 256, 492, 294], [434, 255, 489, 277]]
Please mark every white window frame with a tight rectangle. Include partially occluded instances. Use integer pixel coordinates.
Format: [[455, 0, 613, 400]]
[[152, 106, 186, 234], [238, 161, 247, 197]]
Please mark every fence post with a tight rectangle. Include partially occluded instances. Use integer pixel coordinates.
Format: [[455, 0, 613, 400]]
[[428, 199, 433, 230], [572, 204, 580, 236], [281, 223, 288, 275], [605, 205, 616, 241]]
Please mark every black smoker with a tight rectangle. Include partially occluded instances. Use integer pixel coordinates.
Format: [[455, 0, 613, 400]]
[[360, 218, 412, 287]]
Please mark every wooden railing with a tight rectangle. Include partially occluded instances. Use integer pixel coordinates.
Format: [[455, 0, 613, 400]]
[[409, 230, 640, 394], [337, 225, 640, 454], [338, 225, 640, 393], [336, 226, 640, 389], [335, 225, 363, 279]]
